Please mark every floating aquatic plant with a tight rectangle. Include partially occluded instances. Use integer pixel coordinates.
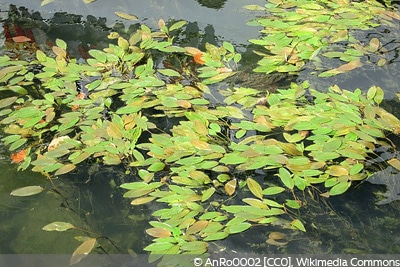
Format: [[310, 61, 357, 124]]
[[1, 1, 400, 264], [245, 0, 400, 76]]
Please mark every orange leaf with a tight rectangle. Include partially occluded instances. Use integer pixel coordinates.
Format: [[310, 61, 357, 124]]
[[335, 60, 362, 72], [12, 36, 32, 43], [193, 53, 205, 65], [11, 149, 28, 163]]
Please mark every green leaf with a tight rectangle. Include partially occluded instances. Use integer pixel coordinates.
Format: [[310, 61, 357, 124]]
[[42, 221, 75, 232], [290, 219, 306, 232], [158, 69, 181, 77], [329, 181, 351, 196], [6, 137, 27, 153], [262, 186, 286, 195], [201, 188, 215, 202], [144, 242, 175, 252], [0, 96, 18, 108], [55, 39, 67, 50], [203, 231, 229, 241], [169, 20, 187, 31], [278, 168, 294, 189], [223, 41, 235, 53], [220, 152, 249, 165], [226, 222, 251, 234], [180, 241, 208, 251], [10, 186, 45, 197]]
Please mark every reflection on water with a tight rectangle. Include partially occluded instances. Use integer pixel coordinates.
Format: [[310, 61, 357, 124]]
[[1, 0, 400, 258]]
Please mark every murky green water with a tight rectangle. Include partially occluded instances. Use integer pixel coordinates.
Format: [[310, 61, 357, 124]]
[[1, 0, 400, 258]]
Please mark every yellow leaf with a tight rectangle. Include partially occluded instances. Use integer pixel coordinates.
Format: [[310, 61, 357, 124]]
[[247, 177, 263, 199], [186, 220, 209, 235], [388, 158, 400, 171], [190, 139, 210, 150], [41, 0, 55, 6], [54, 164, 76, 176], [115, 12, 138, 21], [177, 99, 192, 109], [369, 38, 380, 53], [158, 19, 166, 29], [193, 119, 208, 136], [185, 47, 202, 55], [224, 179, 237, 196], [326, 165, 349, 177], [70, 238, 96, 265], [130, 196, 156, 205], [52, 46, 66, 59], [106, 122, 123, 139]]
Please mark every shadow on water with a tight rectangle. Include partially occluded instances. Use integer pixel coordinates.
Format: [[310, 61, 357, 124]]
[[1, 0, 400, 258]]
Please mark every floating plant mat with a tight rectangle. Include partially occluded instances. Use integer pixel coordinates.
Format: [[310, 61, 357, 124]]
[[1, 0, 400, 264], [245, 0, 400, 77]]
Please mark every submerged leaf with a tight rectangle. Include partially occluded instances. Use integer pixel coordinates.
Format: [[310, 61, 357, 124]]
[[42, 221, 75, 232], [10, 185, 44, 197], [70, 238, 97, 265]]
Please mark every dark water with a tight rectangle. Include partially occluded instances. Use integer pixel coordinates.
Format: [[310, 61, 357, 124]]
[[1, 0, 400, 258]]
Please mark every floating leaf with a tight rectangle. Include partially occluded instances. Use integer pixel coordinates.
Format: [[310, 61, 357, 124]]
[[246, 178, 263, 199], [203, 231, 229, 241], [169, 20, 187, 32], [146, 228, 172, 238], [186, 220, 209, 235], [226, 222, 251, 234], [11, 185, 44, 197], [0, 96, 18, 109], [224, 179, 237, 196], [42, 221, 75, 232], [115, 12, 138, 21], [263, 186, 286, 195], [70, 238, 97, 265], [201, 188, 215, 202], [290, 219, 306, 232], [144, 242, 174, 252], [278, 168, 294, 189], [54, 164, 76, 176], [387, 158, 400, 171], [329, 181, 351, 196], [131, 196, 156, 205], [41, 0, 54, 6]]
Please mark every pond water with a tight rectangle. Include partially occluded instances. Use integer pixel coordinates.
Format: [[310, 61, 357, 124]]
[[1, 0, 400, 261]]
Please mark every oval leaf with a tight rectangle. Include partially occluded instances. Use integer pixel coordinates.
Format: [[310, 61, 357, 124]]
[[54, 164, 76, 176], [246, 178, 263, 199], [70, 238, 97, 265], [224, 179, 237, 196], [115, 12, 138, 21], [42, 221, 75, 232], [329, 181, 351, 196], [10, 186, 45, 197], [146, 228, 172, 238]]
